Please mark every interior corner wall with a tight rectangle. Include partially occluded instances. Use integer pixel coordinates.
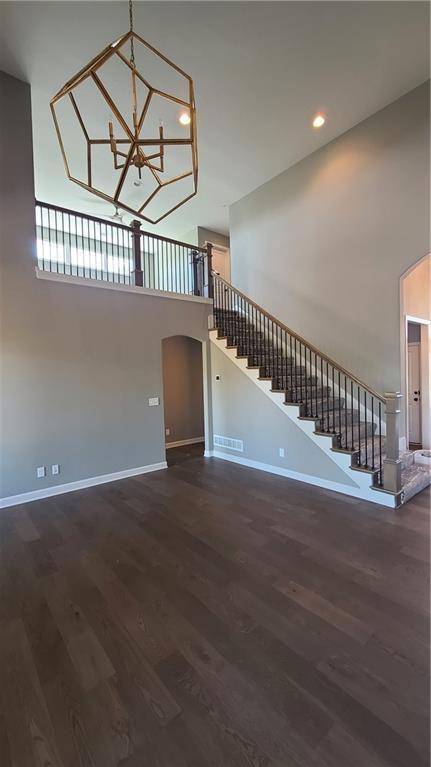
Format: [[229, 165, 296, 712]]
[[229, 82, 430, 405], [0, 72, 211, 501], [197, 227, 230, 250], [162, 335, 204, 445]]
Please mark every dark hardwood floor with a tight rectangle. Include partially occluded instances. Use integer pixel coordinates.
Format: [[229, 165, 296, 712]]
[[0, 455, 429, 767], [166, 442, 205, 467]]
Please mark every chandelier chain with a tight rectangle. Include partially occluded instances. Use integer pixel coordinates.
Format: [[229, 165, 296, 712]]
[[129, 0, 135, 67]]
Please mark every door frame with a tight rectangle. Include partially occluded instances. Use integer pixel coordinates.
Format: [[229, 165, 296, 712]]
[[403, 314, 430, 451], [205, 241, 231, 283], [161, 335, 211, 458]]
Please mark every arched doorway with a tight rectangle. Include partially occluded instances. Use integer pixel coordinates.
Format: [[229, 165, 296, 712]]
[[162, 335, 205, 466]]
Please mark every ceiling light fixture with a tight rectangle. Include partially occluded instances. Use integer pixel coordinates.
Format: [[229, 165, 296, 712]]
[[312, 114, 326, 128], [109, 205, 124, 222], [50, 0, 198, 224]]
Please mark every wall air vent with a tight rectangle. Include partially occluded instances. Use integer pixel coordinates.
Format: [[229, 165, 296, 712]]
[[213, 434, 244, 452]]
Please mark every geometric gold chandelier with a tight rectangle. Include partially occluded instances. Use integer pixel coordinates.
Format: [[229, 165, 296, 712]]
[[50, 0, 198, 224]]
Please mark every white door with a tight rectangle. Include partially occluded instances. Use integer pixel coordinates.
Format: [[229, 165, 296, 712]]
[[408, 343, 422, 445], [210, 245, 230, 283]]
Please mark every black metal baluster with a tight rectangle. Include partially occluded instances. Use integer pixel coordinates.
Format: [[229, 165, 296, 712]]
[[364, 391, 368, 468], [253, 304, 256, 364], [41, 205, 46, 271], [357, 387, 362, 466], [299, 342, 302, 404], [379, 402, 383, 485], [320, 357, 324, 428], [310, 350, 313, 414], [92, 218, 97, 280], [68, 213, 73, 276], [125, 226, 129, 284], [277, 324, 281, 390], [268, 320, 275, 389], [350, 381, 354, 451], [112, 222, 117, 283], [115, 223, 119, 283], [47, 206, 53, 271], [55, 209, 60, 273], [326, 362, 330, 432], [371, 398, 375, 470], [344, 376, 348, 449], [331, 366, 335, 433]]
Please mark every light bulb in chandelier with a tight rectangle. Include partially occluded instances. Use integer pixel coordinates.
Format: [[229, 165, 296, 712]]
[[133, 166, 144, 187]]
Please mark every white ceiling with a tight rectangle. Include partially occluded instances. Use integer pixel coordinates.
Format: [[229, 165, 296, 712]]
[[0, 1, 429, 238]]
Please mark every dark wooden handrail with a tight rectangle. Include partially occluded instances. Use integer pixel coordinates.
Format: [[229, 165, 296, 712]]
[[213, 273, 386, 404], [35, 200, 207, 254]]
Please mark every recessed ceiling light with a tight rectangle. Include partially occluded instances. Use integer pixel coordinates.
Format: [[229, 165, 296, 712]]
[[312, 114, 326, 128], [179, 112, 191, 126]]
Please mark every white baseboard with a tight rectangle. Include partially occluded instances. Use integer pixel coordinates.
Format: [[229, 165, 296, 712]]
[[206, 450, 396, 507], [165, 437, 204, 449], [0, 461, 168, 509]]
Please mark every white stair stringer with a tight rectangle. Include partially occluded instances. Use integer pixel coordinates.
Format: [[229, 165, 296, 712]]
[[209, 330, 397, 508]]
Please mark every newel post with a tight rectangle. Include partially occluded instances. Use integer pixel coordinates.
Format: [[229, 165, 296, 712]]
[[383, 392, 402, 495], [192, 250, 201, 296], [131, 219, 143, 287], [206, 241, 214, 299]]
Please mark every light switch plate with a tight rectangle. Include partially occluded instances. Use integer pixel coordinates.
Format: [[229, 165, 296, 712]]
[[165, 427, 170, 436], [148, 396, 160, 407], [279, 448, 285, 458], [37, 466, 46, 478], [52, 464, 60, 475]]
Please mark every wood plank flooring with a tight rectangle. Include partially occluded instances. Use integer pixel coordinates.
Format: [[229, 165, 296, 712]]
[[0, 452, 429, 767]]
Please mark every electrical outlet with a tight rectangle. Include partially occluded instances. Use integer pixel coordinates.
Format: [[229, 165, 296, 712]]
[[279, 448, 285, 458], [52, 464, 60, 476], [37, 466, 46, 478], [165, 427, 170, 437], [148, 396, 160, 407]]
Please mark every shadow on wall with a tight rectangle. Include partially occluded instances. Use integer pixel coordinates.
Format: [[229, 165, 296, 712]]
[[162, 335, 204, 448]]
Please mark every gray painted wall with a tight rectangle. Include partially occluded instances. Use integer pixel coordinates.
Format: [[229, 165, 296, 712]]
[[210, 344, 356, 487], [162, 335, 204, 444], [0, 72, 211, 499], [197, 227, 230, 250], [230, 82, 430, 398], [179, 227, 230, 250]]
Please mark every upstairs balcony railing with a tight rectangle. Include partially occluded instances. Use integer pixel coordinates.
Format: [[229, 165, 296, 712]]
[[35, 200, 213, 299]]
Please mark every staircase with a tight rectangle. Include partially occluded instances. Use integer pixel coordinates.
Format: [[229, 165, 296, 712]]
[[209, 276, 430, 508]]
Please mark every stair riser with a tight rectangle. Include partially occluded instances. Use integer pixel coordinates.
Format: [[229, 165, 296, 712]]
[[338, 424, 377, 447], [286, 389, 332, 403], [316, 410, 360, 428]]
